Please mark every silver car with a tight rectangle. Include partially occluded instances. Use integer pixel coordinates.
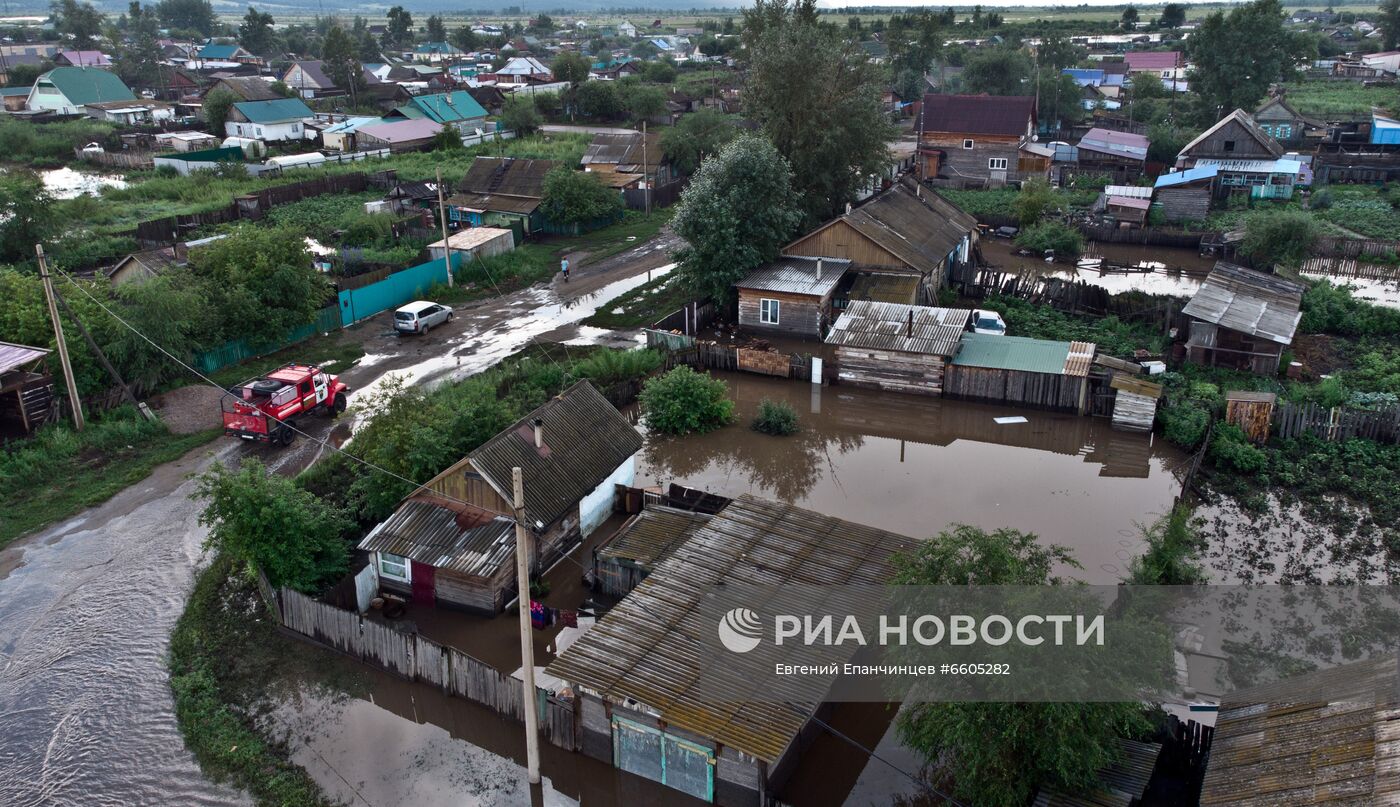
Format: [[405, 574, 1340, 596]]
[[394, 300, 454, 335]]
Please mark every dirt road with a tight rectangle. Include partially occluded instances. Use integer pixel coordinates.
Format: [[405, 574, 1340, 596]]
[[0, 232, 678, 807]]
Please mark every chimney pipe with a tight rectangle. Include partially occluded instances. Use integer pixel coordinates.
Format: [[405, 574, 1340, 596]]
[[845, 202, 853, 215], [907, 310, 914, 338], [815, 258, 823, 281], [533, 417, 543, 449]]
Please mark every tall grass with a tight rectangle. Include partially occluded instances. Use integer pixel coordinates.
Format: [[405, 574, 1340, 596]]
[[0, 117, 118, 165]]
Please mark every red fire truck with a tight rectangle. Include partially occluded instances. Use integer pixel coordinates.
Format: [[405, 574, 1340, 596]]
[[222, 364, 350, 445]]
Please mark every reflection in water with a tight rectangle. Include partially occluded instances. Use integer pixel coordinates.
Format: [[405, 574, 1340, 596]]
[[40, 166, 128, 199], [979, 239, 1211, 297], [637, 372, 1188, 584], [1303, 273, 1400, 311]]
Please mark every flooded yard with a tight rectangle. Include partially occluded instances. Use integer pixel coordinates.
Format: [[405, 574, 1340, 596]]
[[979, 239, 1212, 298], [636, 372, 1189, 584], [39, 166, 128, 199]]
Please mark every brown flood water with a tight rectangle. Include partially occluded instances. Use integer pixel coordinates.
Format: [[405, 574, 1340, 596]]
[[980, 239, 1213, 298], [637, 372, 1189, 584]]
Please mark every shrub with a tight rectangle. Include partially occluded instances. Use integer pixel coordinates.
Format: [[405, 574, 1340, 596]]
[[1310, 187, 1333, 209], [1207, 424, 1268, 474], [1014, 220, 1084, 258], [1126, 505, 1207, 585], [1160, 402, 1211, 449], [751, 398, 799, 436], [1012, 178, 1057, 226], [1240, 209, 1320, 269], [639, 366, 734, 435], [570, 348, 663, 385]]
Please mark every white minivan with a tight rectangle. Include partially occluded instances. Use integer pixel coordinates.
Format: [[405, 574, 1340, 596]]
[[394, 300, 454, 335]]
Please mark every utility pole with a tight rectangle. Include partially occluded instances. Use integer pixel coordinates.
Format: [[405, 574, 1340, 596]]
[[641, 120, 650, 216], [36, 245, 84, 431], [436, 167, 454, 288], [512, 466, 542, 785], [53, 290, 138, 408]]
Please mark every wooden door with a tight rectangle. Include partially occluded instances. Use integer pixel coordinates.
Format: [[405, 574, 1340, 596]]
[[410, 561, 436, 605]]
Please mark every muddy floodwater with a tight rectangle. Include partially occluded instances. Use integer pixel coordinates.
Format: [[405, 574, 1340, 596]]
[[980, 239, 1213, 297], [637, 372, 1189, 583]]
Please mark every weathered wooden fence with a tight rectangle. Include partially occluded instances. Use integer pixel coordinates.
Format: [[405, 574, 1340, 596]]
[[278, 588, 578, 750], [1312, 236, 1400, 260], [1298, 256, 1400, 282], [1273, 402, 1400, 444], [74, 148, 154, 169], [622, 179, 685, 210], [956, 266, 1184, 330], [652, 300, 716, 336], [657, 341, 816, 382], [1075, 221, 1204, 249]]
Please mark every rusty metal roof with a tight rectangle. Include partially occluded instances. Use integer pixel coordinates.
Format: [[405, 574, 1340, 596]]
[[733, 256, 849, 297], [581, 131, 661, 166], [1182, 262, 1304, 345], [458, 157, 558, 199], [358, 495, 516, 577], [469, 381, 642, 531], [546, 495, 916, 763], [800, 180, 977, 278], [596, 506, 711, 570], [1202, 653, 1400, 805], [826, 300, 971, 356], [0, 342, 50, 375], [446, 192, 541, 216], [1064, 341, 1097, 377]]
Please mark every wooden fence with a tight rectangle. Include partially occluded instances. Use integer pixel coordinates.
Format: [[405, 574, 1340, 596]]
[[1299, 256, 1400, 282], [1312, 236, 1400, 260], [278, 588, 578, 750], [622, 179, 685, 211], [1075, 221, 1204, 249], [74, 148, 154, 169], [659, 341, 816, 382], [1273, 401, 1400, 444], [653, 300, 716, 336], [955, 266, 1183, 331]]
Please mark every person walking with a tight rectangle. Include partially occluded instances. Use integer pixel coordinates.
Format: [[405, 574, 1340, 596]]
[[560, 257, 570, 283]]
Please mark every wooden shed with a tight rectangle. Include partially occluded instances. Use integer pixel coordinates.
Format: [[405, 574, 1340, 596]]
[[1182, 263, 1303, 375], [0, 342, 55, 438], [824, 300, 972, 397], [1110, 375, 1163, 432], [1224, 390, 1276, 444], [945, 334, 1097, 413], [1153, 166, 1217, 223], [734, 256, 850, 337], [592, 505, 711, 598], [427, 226, 516, 263]]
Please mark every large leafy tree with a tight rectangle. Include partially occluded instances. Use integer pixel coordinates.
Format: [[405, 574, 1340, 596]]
[[196, 460, 351, 592], [49, 0, 104, 49], [185, 226, 329, 340], [962, 46, 1033, 95], [238, 6, 277, 56], [384, 5, 412, 48], [742, 0, 894, 224], [500, 94, 542, 134], [321, 25, 364, 99], [202, 87, 238, 135], [540, 168, 623, 226], [155, 0, 215, 35], [551, 50, 591, 87], [0, 172, 57, 263], [425, 14, 447, 42], [892, 525, 1154, 807], [670, 134, 804, 305], [117, 1, 162, 89], [1159, 3, 1188, 28], [1382, 0, 1400, 51], [661, 108, 739, 175], [1187, 0, 1314, 118]]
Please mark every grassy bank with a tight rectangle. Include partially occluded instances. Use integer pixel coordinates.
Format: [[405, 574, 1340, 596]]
[[583, 272, 691, 329], [169, 554, 352, 807], [0, 409, 219, 548]]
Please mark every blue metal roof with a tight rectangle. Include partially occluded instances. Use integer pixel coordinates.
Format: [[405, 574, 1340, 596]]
[[1155, 166, 1219, 188], [1063, 68, 1104, 86]]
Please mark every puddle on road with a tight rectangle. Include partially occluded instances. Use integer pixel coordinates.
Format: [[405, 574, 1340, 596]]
[[637, 372, 1189, 583]]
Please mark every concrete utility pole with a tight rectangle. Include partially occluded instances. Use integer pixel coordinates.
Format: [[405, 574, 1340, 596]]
[[435, 167, 454, 287], [36, 244, 84, 431], [512, 466, 542, 785]]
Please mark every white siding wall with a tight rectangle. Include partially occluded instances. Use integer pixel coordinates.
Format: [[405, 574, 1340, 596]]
[[578, 454, 635, 538]]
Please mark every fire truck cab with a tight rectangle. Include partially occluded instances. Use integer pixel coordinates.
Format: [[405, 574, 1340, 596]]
[[222, 364, 349, 445]]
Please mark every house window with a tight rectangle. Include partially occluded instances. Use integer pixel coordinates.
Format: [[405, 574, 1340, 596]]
[[1277, 124, 1292, 139], [1161, 70, 1171, 78], [759, 298, 780, 325], [1223, 140, 1236, 152], [379, 552, 410, 582], [962, 138, 975, 149], [988, 157, 1009, 170]]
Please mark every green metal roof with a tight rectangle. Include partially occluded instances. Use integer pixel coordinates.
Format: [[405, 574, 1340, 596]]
[[952, 333, 1074, 374], [406, 91, 487, 125], [40, 67, 135, 106], [232, 97, 313, 123], [198, 43, 240, 59]]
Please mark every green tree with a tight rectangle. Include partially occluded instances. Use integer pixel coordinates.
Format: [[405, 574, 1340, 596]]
[[500, 94, 542, 134], [892, 525, 1152, 807], [639, 366, 735, 435], [1187, 0, 1314, 117], [660, 108, 738, 174], [6, 62, 50, 88], [431, 125, 463, 151], [0, 172, 56, 262], [1037, 69, 1085, 127], [1038, 34, 1084, 71], [530, 12, 553, 32], [196, 460, 351, 592], [622, 83, 667, 124], [49, 0, 104, 49], [670, 134, 804, 304], [202, 87, 238, 136], [1013, 178, 1057, 226], [1160, 2, 1188, 28], [743, 0, 895, 223], [384, 5, 412, 48], [116, 2, 162, 89], [888, 8, 944, 81], [425, 14, 447, 42], [1130, 71, 1170, 100], [1121, 5, 1140, 29], [238, 6, 277, 56], [451, 25, 479, 54], [551, 49, 591, 87], [574, 79, 621, 118], [641, 59, 677, 83], [1241, 208, 1321, 269], [1126, 505, 1207, 585], [185, 226, 329, 340], [962, 46, 1032, 95], [540, 167, 623, 226], [1382, 0, 1400, 51], [155, 0, 215, 35], [321, 25, 364, 99]]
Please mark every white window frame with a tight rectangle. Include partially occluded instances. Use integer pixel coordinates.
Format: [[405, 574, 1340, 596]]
[[759, 298, 780, 325], [379, 552, 410, 583], [962, 138, 975, 149], [988, 157, 1009, 170]]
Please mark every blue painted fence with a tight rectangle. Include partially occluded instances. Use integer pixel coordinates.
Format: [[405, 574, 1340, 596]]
[[192, 305, 341, 374], [338, 253, 463, 327]]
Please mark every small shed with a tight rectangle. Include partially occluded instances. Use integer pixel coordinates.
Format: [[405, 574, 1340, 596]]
[[1182, 263, 1303, 375], [1105, 194, 1151, 227], [0, 342, 55, 437], [592, 505, 711, 598], [427, 227, 516, 263], [945, 334, 1096, 413], [1153, 166, 1218, 223], [1077, 127, 1149, 180], [734, 256, 850, 337], [1224, 390, 1276, 443], [825, 300, 972, 396], [1110, 375, 1163, 432]]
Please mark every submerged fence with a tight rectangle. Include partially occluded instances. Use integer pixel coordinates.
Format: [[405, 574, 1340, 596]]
[[1273, 401, 1400, 444], [278, 587, 577, 750]]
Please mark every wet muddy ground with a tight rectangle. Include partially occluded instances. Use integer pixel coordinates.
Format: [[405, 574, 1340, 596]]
[[637, 372, 1189, 584]]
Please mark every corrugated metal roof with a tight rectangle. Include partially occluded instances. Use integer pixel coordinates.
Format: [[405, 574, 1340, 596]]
[[232, 97, 313, 124], [1154, 166, 1218, 188], [447, 192, 541, 216], [595, 506, 712, 569], [734, 256, 849, 297], [0, 341, 49, 375], [1078, 127, 1149, 161], [825, 300, 971, 355], [1103, 185, 1154, 199], [920, 93, 1036, 136], [1033, 738, 1161, 806], [546, 495, 917, 763], [1107, 196, 1151, 211], [1202, 653, 1400, 805], [358, 496, 516, 577], [1181, 262, 1304, 344], [358, 118, 443, 143], [468, 381, 642, 531], [847, 273, 921, 304], [1124, 51, 1181, 70], [953, 333, 1091, 375], [1178, 109, 1285, 160], [459, 157, 558, 199], [581, 131, 661, 166]]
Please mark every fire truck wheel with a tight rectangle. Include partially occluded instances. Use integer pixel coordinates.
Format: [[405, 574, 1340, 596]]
[[331, 393, 347, 416], [278, 427, 296, 446]]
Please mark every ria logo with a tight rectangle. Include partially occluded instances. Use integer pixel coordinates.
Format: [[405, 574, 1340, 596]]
[[717, 608, 763, 653]]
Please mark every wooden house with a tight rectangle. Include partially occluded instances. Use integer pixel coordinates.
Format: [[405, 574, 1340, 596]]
[[1076, 127, 1149, 182], [1176, 108, 1284, 173], [0, 342, 55, 437], [592, 506, 712, 598], [1252, 96, 1323, 146], [201, 75, 280, 102], [548, 494, 917, 807], [362, 381, 644, 613], [1152, 165, 1217, 222], [280, 60, 338, 98], [105, 246, 183, 287], [448, 156, 560, 234], [944, 334, 1097, 413], [1182, 262, 1303, 375], [782, 178, 978, 303], [224, 97, 313, 141], [734, 256, 850, 338], [825, 301, 972, 396], [917, 94, 1044, 187], [355, 118, 443, 152], [580, 131, 672, 188]]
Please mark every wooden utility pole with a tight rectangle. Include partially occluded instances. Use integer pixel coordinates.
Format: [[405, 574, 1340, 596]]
[[36, 244, 84, 431], [512, 466, 542, 785], [641, 121, 651, 216], [435, 167, 454, 288]]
